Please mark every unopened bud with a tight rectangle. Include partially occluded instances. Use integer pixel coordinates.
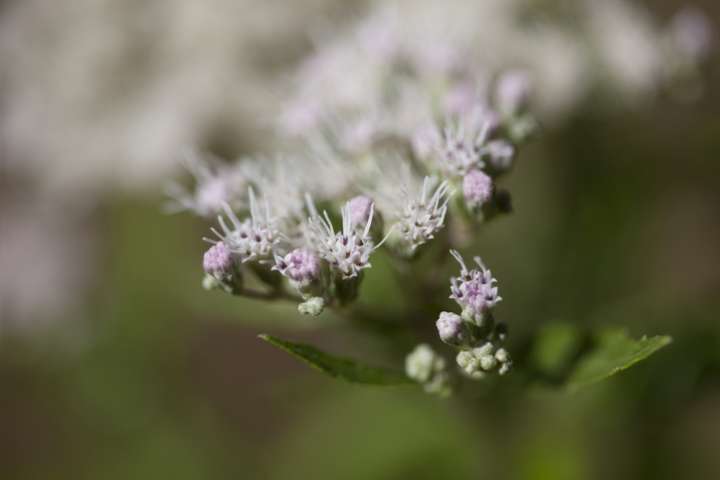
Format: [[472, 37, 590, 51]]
[[463, 169, 493, 209], [203, 242, 234, 279], [273, 248, 321, 289], [297, 296, 325, 316], [480, 354, 498, 371], [436, 312, 467, 346]]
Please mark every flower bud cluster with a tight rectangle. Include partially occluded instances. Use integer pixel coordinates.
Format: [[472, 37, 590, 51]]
[[435, 250, 512, 381], [210, 189, 280, 264], [405, 344, 452, 397], [456, 343, 512, 379]]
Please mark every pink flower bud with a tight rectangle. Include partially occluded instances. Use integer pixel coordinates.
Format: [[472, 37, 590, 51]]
[[203, 242, 234, 278], [436, 312, 465, 345], [273, 248, 321, 285], [463, 169, 493, 208]]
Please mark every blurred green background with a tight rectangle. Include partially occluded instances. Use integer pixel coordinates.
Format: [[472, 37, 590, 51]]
[[1, 1, 719, 479]]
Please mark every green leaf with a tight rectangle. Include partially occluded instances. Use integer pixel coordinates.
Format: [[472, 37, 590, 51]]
[[531, 322, 584, 376], [566, 328, 672, 392], [258, 334, 413, 386]]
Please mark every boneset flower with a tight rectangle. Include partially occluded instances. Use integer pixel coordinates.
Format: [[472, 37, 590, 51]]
[[273, 248, 321, 288], [307, 200, 377, 280], [449, 249, 502, 324], [209, 189, 281, 264], [395, 177, 452, 252]]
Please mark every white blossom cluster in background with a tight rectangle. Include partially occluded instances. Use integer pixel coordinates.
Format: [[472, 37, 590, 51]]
[[1, 0, 709, 202], [0, 0, 337, 199], [0, 0, 710, 357], [0, 194, 96, 330], [276, 0, 713, 138], [170, 1, 712, 395], [0, 0, 336, 332]]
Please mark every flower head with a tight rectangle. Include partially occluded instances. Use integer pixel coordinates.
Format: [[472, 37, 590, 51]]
[[449, 250, 502, 321], [273, 248, 321, 287], [396, 177, 452, 251], [209, 188, 281, 264], [307, 198, 377, 279]]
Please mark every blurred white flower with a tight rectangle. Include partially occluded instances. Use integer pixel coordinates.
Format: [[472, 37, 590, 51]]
[[0, 0, 336, 199], [585, 0, 663, 100], [0, 195, 95, 331]]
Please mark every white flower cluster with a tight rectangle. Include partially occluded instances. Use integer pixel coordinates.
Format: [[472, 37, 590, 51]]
[[177, 69, 528, 314], [170, 9, 544, 317], [278, 1, 711, 135], [167, 0, 711, 393]]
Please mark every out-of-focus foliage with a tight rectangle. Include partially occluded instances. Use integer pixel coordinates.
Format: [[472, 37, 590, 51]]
[[566, 329, 672, 392], [527, 323, 673, 392]]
